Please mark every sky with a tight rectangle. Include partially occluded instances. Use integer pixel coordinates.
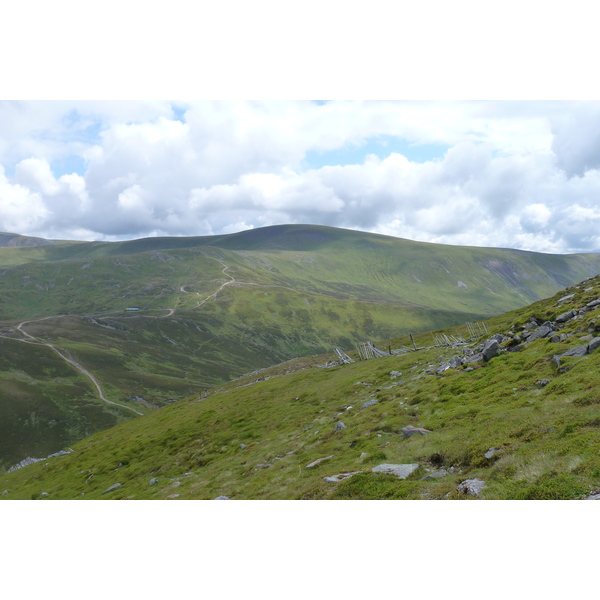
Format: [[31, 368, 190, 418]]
[[2, 99, 600, 253]]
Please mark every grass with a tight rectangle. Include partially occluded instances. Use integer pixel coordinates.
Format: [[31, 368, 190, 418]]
[[2, 272, 600, 499]]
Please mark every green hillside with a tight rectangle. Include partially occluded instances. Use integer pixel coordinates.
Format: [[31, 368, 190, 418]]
[[2, 273, 600, 500], [2, 224, 600, 472]]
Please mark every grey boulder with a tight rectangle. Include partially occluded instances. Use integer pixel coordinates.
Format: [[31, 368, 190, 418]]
[[372, 463, 420, 479]]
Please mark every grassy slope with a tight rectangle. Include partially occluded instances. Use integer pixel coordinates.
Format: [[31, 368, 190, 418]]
[[2, 274, 600, 499]]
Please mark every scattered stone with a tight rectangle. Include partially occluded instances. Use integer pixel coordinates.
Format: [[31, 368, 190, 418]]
[[587, 298, 600, 308], [166, 494, 180, 499], [1, 490, 8, 495], [255, 463, 272, 469], [372, 463, 420, 479], [102, 483, 122, 495], [360, 452, 370, 460], [324, 472, 363, 483], [482, 339, 500, 361], [585, 492, 600, 500], [484, 448, 497, 459], [556, 309, 577, 323], [239, 444, 247, 449], [40, 492, 49, 498], [334, 421, 347, 431], [361, 399, 378, 409], [457, 479, 486, 496], [149, 478, 158, 486], [306, 455, 334, 469], [464, 353, 484, 364], [401, 425, 431, 439], [390, 371, 402, 379], [536, 379, 551, 387], [213, 496, 230, 500], [580, 334, 593, 341]]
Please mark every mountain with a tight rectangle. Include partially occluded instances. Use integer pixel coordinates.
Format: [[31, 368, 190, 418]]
[[2, 224, 600, 471], [2, 272, 600, 499]]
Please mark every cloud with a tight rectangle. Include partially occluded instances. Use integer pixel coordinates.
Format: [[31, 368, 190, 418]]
[[2, 101, 600, 252]]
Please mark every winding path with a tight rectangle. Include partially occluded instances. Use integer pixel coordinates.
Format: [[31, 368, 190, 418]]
[[14, 317, 142, 416]]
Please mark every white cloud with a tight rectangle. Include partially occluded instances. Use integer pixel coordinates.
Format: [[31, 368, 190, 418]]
[[2, 101, 600, 252]]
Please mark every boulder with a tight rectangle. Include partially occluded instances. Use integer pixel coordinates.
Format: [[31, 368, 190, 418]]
[[102, 483, 122, 495], [587, 298, 600, 308], [482, 339, 500, 362], [402, 425, 431, 439], [527, 325, 554, 342], [306, 455, 334, 469], [372, 463, 420, 479], [557, 293, 575, 304], [361, 399, 378, 409], [457, 479, 486, 496], [556, 309, 577, 323], [588, 337, 600, 354], [420, 469, 448, 481]]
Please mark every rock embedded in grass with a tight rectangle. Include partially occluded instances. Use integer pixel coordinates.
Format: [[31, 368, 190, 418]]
[[306, 455, 334, 469], [324, 472, 363, 483], [361, 399, 377, 409], [334, 421, 347, 431], [401, 425, 431, 439], [457, 479, 486, 496], [102, 483, 122, 495], [372, 463, 420, 479]]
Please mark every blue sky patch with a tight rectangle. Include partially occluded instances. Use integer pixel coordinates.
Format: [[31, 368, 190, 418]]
[[51, 155, 87, 178], [304, 135, 449, 169]]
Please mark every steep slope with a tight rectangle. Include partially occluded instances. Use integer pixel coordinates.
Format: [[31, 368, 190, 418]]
[[2, 274, 600, 500]]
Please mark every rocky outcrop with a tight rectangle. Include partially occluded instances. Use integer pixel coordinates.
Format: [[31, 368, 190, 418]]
[[7, 449, 73, 474]]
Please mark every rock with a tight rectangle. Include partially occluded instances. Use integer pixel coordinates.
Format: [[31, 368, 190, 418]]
[[102, 483, 122, 495], [527, 325, 554, 342], [457, 479, 486, 496], [372, 463, 420, 479], [324, 472, 363, 483], [255, 463, 272, 469], [536, 379, 551, 387], [482, 339, 500, 361], [306, 455, 334, 469], [587, 298, 600, 308], [588, 337, 600, 354], [360, 452, 369, 460], [334, 421, 347, 431], [402, 425, 432, 439], [40, 492, 49, 498], [149, 478, 158, 486], [213, 495, 230, 500], [390, 371, 402, 379], [556, 309, 577, 323], [549, 335, 561, 343], [552, 344, 589, 367], [361, 399, 378, 409], [464, 352, 484, 364], [579, 334, 593, 341], [484, 448, 497, 459], [585, 493, 600, 500], [166, 494, 180, 499], [239, 444, 247, 449], [557, 293, 575, 304]]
